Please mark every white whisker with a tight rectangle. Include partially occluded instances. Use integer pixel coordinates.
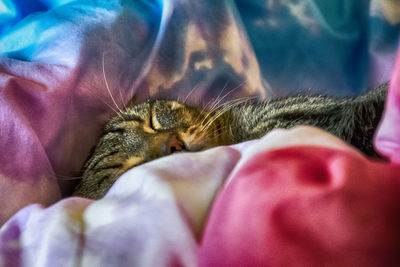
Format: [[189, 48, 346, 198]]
[[200, 96, 256, 132], [183, 84, 200, 104], [88, 87, 120, 114], [207, 81, 230, 111], [199, 80, 250, 128], [210, 79, 249, 112], [118, 84, 127, 110], [102, 52, 123, 113]]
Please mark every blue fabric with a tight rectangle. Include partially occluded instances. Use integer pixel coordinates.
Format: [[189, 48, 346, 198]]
[[235, 0, 400, 95], [0, 0, 49, 35], [1, 0, 399, 95]]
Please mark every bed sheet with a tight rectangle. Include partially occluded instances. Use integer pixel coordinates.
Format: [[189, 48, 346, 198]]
[[1, 0, 400, 266]]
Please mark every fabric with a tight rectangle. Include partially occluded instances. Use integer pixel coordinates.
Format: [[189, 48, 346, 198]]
[[375, 49, 400, 163], [1, 0, 400, 266], [200, 144, 400, 266]]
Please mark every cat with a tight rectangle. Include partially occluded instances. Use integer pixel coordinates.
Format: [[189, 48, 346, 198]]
[[73, 83, 388, 199]]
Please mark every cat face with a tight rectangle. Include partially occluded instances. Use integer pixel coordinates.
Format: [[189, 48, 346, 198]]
[[106, 99, 222, 165], [74, 99, 228, 199]]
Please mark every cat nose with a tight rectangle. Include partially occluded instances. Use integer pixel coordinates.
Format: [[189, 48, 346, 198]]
[[166, 134, 186, 154]]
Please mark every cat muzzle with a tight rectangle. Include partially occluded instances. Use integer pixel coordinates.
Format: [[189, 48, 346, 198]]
[[163, 134, 186, 154]]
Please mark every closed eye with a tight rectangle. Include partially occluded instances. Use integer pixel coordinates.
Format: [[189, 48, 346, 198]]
[[149, 107, 164, 130], [123, 115, 145, 123], [105, 115, 145, 134], [104, 126, 125, 135], [149, 111, 156, 130]]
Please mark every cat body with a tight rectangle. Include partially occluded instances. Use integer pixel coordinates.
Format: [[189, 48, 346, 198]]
[[73, 83, 387, 199]]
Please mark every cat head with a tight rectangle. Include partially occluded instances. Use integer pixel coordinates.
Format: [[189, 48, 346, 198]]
[[74, 99, 230, 199], [104, 99, 224, 161]]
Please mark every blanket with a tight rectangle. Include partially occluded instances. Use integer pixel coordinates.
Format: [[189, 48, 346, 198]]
[[1, 0, 400, 266]]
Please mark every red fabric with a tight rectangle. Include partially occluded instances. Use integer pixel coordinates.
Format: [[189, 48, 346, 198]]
[[199, 147, 400, 266]]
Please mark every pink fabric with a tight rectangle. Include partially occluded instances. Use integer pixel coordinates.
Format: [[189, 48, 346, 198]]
[[2, 124, 400, 266], [199, 146, 400, 266]]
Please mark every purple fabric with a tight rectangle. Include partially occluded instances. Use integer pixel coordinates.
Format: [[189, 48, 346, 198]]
[[376, 49, 400, 164]]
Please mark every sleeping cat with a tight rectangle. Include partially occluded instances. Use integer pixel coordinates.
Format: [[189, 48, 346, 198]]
[[73, 83, 388, 199]]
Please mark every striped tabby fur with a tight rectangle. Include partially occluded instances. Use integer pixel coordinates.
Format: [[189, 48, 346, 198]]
[[73, 83, 387, 199]]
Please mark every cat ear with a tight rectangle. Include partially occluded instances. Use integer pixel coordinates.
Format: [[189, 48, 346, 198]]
[[126, 94, 138, 106]]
